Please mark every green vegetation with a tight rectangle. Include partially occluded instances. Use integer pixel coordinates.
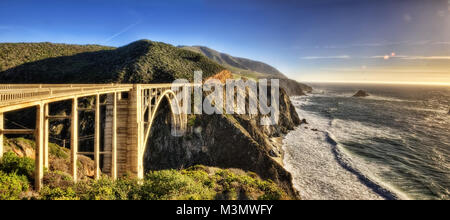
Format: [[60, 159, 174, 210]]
[[0, 147, 290, 200], [181, 46, 285, 78], [0, 152, 34, 200], [39, 165, 288, 200], [0, 171, 29, 200], [0, 151, 35, 182], [0, 42, 113, 72], [0, 40, 225, 83], [181, 45, 313, 95]]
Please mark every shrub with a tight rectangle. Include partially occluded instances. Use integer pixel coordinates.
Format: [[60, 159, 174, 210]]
[[74, 177, 117, 200], [43, 171, 73, 189], [141, 170, 215, 200], [49, 142, 69, 159], [39, 186, 78, 200], [0, 151, 35, 182], [0, 171, 29, 200]]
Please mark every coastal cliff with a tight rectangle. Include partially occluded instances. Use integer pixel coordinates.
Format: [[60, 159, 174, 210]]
[[145, 87, 301, 198]]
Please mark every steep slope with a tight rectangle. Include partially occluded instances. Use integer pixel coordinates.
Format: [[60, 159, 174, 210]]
[[0, 42, 114, 72], [180, 46, 312, 95], [0, 40, 225, 83]]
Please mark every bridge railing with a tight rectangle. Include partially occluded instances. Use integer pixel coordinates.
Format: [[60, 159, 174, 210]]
[[0, 83, 197, 109], [0, 84, 129, 90], [0, 84, 133, 106]]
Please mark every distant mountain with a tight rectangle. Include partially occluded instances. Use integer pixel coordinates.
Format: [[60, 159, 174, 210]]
[[0, 40, 225, 83], [180, 46, 312, 95]]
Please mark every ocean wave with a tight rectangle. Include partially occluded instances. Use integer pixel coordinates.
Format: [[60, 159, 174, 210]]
[[284, 97, 411, 200], [363, 95, 415, 103], [324, 132, 402, 200]]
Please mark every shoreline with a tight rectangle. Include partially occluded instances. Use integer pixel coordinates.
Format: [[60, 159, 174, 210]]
[[280, 96, 400, 200]]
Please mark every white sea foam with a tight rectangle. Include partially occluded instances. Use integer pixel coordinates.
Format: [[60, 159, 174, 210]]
[[283, 95, 410, 200]]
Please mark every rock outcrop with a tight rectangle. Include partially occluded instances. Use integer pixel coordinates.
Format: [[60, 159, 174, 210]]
[[353, 90, 370, 97], [4, 138, 95, 180]]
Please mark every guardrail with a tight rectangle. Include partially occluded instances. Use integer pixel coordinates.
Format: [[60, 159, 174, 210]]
[[0, 84, 133, 106], [0, 84, 194, 109]]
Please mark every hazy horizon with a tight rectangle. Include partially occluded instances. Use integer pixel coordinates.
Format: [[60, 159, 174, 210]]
[[0, 0, 448, 85]]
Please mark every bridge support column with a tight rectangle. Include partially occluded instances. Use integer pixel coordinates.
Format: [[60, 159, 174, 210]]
[[0, 112, 3, 158], [127, 85, 144, 179], [35, 104, 44, 190], [111, 92, 118, 180], [94, 94, 100, 179], [71, 98, 78, 182], [43, 104, 49, 168], [103, 93, 119, 179]]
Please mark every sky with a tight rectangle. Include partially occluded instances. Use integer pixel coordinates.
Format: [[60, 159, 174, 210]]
[[0, 0, 449, 84]]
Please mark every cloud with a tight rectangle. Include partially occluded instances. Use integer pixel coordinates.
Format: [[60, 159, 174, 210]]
[[399, 56, 450, 60], [298, 41, 450, 50], [370, 55, 450, 60], [300, 55, 350, 60], [103, 21, 141, 43]]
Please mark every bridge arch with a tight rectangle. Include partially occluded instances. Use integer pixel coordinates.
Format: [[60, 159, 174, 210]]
[[142, 89, 184, 149], [140, 89, 186, 174]]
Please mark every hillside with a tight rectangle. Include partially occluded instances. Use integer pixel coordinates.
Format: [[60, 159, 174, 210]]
[[0, 40, 225, 83], [180, 46, 312, 95], [0, 42, 114, 72]]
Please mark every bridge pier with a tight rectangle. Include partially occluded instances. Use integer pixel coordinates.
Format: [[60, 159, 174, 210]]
[[71, 98, 78, 182], [112, 92, 118, 180], [35, 104, 45, 190], [43, 104, 49, 168], [127, 85, 144, 179], [0, 112, 3, 158], [103, 93, 119, 179], [94, 94, 101, 179]]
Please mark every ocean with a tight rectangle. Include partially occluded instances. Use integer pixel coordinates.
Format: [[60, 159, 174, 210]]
[[283, 83, 450, 200]]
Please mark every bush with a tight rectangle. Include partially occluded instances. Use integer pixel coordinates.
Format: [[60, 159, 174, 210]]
[[73, 177, 117, 200], [141, 170, 216, 200], [49, 142, 69, 159], [35, 166, 288, 200], [0, 171, 29, 200], [0, 151, 35, 182], [39, 186, 78, 200]]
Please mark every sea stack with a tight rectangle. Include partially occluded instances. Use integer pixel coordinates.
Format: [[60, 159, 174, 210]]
[[353, 90, 370, 97]]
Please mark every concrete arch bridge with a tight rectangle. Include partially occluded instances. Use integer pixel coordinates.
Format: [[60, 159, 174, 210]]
[[0, 84, 190, 190]]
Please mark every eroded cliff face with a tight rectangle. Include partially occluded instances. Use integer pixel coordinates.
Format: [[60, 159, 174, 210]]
[[143, 89, 301, 198]]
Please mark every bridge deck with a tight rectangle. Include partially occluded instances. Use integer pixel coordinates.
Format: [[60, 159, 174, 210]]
[[0, 84, 183, 112]]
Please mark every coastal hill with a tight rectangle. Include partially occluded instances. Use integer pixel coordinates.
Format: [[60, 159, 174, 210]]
[[180, 46, 312, 96], [0, 40, 224, 83], [0, 39, 303, 198], [0, 42, 114, 73]]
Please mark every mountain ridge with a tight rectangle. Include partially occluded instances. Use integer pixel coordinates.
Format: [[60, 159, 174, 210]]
[[180, 45, 312, 95], [0, 40, 225, 83]]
